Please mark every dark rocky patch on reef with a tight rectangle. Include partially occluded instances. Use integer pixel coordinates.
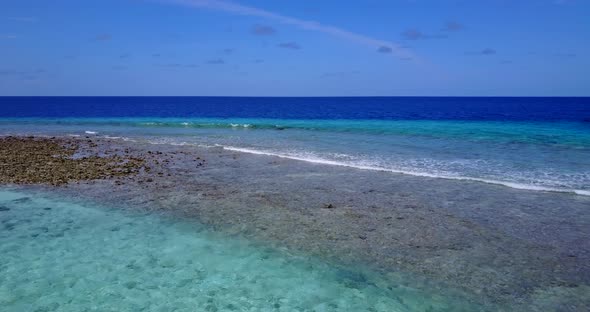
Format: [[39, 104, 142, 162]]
[[12, 197, 32, 203], [0, 136, 145, 186]]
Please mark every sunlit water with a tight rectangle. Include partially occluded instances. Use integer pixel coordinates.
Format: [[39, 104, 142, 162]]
[[1, 118, 589, 195], [0, 189, 480, 312]]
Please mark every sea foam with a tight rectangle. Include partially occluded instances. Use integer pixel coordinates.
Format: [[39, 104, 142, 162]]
[[219, 145, 590, 196]]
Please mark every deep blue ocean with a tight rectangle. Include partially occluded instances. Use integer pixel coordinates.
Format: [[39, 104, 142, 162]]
[[2, 96, 590, 120], [1, 96, 589, 195]]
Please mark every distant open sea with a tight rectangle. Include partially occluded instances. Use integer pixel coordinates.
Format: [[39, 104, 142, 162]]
[[1, 96, 590, 195]]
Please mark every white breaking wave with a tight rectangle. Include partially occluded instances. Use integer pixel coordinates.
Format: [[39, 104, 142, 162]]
[[84, 131, 98, 135], [230, 123, 252, 128], [92, 135, 590, 197], [98, 135, 137, 142], [219, 145, 590, 196]]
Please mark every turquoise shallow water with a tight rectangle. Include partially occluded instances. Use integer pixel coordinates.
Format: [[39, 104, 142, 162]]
[[2, 118, 590, 147], [1, 117, 589, 194], [0, 189, 479, 312]]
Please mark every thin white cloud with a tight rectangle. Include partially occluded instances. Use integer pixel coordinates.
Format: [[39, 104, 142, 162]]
[[0, 34, 18, 39], [159, 0, 414, 59]]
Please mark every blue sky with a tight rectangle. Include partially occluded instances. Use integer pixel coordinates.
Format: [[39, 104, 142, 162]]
[[0, 0, 588, 96]]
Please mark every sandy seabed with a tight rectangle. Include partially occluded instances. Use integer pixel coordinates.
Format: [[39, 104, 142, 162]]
[[1, 136, 589, 311]]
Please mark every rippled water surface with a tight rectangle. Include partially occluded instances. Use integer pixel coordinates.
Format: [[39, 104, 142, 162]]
[[1, 117, 589, 195], [1, 97, 589, 194], [0, 189, 482, 312]]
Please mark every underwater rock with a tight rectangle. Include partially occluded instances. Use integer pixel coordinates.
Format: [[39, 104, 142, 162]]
[[124, 281, 138, 289], [35, 227, 49, 233], [12, 197, 32, 204]]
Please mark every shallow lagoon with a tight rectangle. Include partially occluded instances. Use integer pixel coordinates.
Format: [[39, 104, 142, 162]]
[[0, 189, 482, 312]]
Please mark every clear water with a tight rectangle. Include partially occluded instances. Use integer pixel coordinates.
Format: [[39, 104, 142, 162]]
[[0, 189, 478, 312], [1, 117, 589, 195]]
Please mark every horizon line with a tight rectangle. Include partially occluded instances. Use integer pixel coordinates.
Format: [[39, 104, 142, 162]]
[[1, 95, 589, 98]]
